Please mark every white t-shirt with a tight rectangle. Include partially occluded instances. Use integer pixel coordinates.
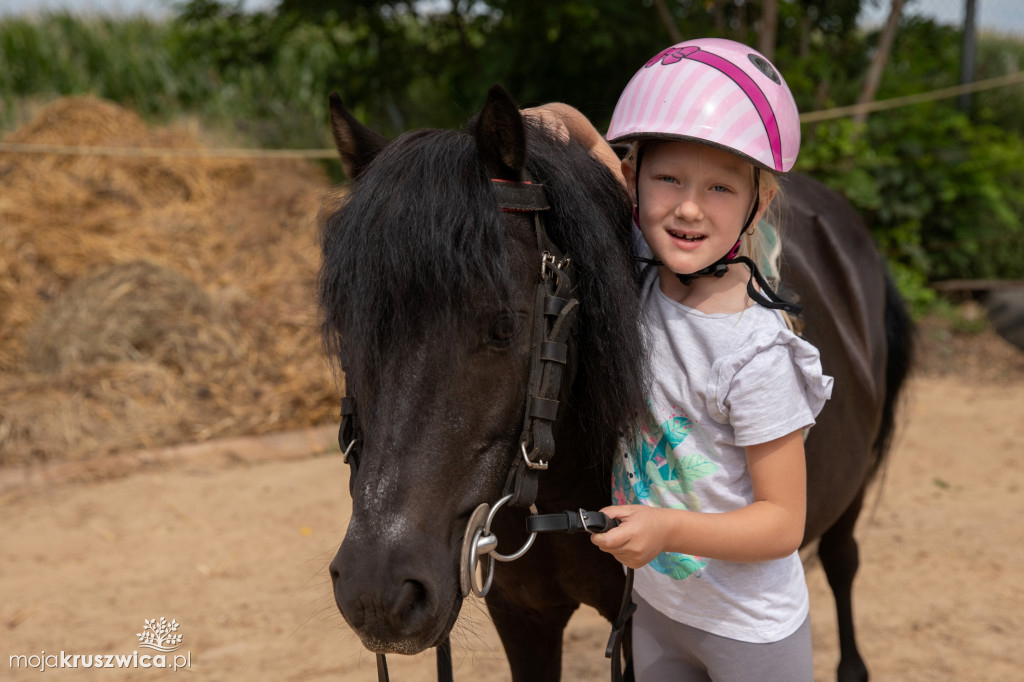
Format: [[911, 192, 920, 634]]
[[612, 266, 834, 644]]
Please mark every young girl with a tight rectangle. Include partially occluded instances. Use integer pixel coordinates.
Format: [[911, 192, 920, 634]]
[[529, 38, 833, 681]]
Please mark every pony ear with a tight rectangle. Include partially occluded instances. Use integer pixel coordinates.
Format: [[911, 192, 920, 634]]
[[328, 92, 389, 180], [473, 85, 527, 181]]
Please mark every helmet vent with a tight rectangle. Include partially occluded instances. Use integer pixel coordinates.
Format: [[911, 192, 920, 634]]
[[748, 54, 781, 84]]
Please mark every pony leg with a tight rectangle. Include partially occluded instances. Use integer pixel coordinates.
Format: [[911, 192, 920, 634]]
[[485, 590, 575, 682], [817, 488, 869, 682]]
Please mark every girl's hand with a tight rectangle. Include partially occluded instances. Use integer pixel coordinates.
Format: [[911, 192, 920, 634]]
[[593, 431, 809, 568], [520, 103, 624, 184], [590, 504, 671, 569], [520, 104, 571, 144]]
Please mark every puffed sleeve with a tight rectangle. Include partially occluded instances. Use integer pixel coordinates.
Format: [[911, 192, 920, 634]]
[[706, 328, 834, 447]]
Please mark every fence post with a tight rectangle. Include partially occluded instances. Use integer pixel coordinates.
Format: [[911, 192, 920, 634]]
[[958, 0, 978, 114]]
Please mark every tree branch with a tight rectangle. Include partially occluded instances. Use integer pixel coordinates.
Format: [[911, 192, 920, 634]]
[[652, 0, 682, 43], [854, 0, 905, 124]]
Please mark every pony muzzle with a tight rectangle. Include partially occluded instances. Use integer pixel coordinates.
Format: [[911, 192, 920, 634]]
[[329, 543, 459, 654]]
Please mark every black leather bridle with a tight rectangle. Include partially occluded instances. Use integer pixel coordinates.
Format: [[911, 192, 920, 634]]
[[335, 178, 630, 682], [490, 178, 579, 509], [338, 177, 577, 508]]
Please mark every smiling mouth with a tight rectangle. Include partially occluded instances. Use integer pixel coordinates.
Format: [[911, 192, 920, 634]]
[[668, 228, 705, 242]]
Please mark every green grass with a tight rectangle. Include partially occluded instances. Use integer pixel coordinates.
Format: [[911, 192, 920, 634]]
[[0, 13, 180, 124], [0, 10, 340, 149]]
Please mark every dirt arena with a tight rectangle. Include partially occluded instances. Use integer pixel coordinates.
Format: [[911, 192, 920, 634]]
[[2, 98, 1023, 681]]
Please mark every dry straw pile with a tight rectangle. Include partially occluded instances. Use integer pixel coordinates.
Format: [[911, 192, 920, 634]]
[[0, 96, 340, 467]]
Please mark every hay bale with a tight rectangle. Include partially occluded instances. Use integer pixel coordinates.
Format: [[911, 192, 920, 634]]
[[24, 260, 244, 374], [4, 95, 149, 147], [0, 361, 195, 466], [0, 95, 251, 212], [0, 95, 340, 468]]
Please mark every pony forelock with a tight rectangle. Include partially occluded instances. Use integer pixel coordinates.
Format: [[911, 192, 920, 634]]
[[319, 128, 511, 370], [318, 119, 649, 452]]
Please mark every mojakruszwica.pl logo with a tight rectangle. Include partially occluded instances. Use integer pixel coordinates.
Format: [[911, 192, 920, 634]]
[[8, 617, 192, 673]]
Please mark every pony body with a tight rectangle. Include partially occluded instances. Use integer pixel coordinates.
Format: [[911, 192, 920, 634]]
[[319, 86, 913, 682]]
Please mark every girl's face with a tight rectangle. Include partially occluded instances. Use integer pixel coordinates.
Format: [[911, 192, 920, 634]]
[[624, 139, 762, 281]]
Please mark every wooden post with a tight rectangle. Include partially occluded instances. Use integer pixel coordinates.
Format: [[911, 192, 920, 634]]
[[652, 0, 683, 43], [959, 0, 978, 114]]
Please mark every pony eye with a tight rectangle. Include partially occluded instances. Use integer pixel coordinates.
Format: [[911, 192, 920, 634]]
[[487, 312, 519, 346]]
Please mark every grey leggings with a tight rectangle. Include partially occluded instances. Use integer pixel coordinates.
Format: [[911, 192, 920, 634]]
[[631, 594, 814, 682]]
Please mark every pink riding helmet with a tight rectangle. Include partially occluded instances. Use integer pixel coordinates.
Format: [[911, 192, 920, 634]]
[[606, 38, 801, 173]]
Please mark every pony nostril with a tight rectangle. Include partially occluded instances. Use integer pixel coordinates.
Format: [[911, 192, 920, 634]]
[[390, 579, 430, 630], [329, 563, 340, 585]]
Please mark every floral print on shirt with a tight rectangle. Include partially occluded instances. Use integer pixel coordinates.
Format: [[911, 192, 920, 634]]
[[613, 402, 719, 580]]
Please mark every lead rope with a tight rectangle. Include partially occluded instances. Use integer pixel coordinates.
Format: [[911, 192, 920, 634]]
[[526, 510, 635, 682], [606, 568, 636, 682]]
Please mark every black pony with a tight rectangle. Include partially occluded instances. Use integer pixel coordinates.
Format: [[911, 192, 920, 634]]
[[319, 85, 913, 682]]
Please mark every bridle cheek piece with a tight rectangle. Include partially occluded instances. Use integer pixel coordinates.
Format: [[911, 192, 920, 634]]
[[490, 179, 580, 509]]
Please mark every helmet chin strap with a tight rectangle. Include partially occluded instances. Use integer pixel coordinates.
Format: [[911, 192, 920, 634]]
[[634, 156, 802, 316]]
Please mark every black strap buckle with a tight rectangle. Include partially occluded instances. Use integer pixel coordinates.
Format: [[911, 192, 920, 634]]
[[526, 509, 620, 534]]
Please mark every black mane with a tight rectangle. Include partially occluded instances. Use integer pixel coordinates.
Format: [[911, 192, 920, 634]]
[[318, 118, 648, 452]]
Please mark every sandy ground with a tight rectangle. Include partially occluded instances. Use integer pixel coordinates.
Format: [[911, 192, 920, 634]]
[[2, 367, 1022, 682]]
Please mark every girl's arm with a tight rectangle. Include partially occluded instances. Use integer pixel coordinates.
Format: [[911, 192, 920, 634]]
[[591, 430, 807, 567], [521, 102, 625, 185]]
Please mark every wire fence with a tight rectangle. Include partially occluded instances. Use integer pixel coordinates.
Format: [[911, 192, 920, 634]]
[[1, 1, 1022, 161], [2, 67, 1022, 160]]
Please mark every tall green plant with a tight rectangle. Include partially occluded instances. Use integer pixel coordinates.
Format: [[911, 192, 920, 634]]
[[0, 12, 178, 124]]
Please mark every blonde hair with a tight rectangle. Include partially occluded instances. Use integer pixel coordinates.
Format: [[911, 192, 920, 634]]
[[738, 170, 785, 287]]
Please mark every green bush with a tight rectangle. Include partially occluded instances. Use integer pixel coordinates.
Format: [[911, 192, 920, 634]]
[[801, 104, 1024, 297], [975, 32, 1024, 134], [796, 17, 1024, 308]]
